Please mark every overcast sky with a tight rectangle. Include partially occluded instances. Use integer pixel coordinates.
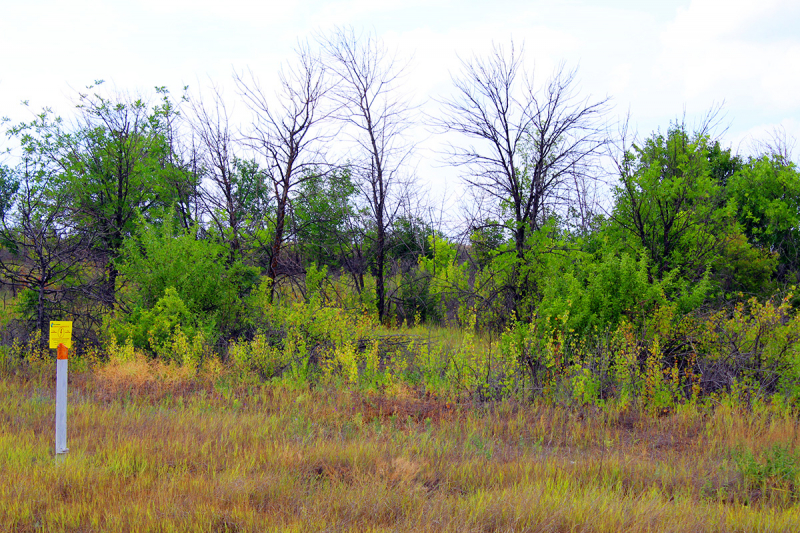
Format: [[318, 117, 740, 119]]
[[2, 0, 799, 204]]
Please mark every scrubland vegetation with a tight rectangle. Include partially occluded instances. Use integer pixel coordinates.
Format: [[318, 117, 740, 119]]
[[4, 349, 800, 532], [2, 28, 800, 531]]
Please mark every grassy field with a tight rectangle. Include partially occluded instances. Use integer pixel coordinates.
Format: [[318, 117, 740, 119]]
[[3, 357, 800, 532]]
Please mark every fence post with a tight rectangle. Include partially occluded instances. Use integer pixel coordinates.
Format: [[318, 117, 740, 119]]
[[55, 342, 69, 456]]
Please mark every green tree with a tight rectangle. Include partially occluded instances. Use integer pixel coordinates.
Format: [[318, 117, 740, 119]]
[[57, 85, 196, 306], [388, 221, 440, 324], [470, 220, 506, 269], [726, 153, 800, 281], [293, 167, 357, 269], [539, 247, 666, 335], [612, 123, 733, 286], [386, 216, 433, 265]]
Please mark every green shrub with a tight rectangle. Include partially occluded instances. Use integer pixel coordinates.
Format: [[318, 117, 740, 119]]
[[114, 213, 259, 356], [735, 445, 799, 502]]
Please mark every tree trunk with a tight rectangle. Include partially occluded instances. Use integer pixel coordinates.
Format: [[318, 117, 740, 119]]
[[37, 281, 46, 351], [268, 189, 289, 303], [376, 216, 386, 323]]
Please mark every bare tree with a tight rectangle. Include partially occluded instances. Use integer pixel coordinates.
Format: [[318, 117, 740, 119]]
[[319, 26, 416, 323], [436, 42, 609, 313], [188, 84, 269, 262], [0, 156, 93, 346], [235, 43, 331, 300], [752, 125, 797, 165]]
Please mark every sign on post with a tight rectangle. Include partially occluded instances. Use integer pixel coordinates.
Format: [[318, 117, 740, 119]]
[[49, 321, 73, 349], [51, 321, 73, 456]]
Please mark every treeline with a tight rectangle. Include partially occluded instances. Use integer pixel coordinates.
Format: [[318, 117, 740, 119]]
[[2, 31, 800, 400]]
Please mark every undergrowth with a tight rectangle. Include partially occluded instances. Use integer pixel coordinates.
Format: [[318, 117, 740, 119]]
[[5, 289, 800, 530]]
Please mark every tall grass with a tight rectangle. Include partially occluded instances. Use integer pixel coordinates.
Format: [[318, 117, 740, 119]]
[[3, 356, 800, 532]]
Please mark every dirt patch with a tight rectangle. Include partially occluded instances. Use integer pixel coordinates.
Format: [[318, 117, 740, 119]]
[[355, 393, 461, 425]]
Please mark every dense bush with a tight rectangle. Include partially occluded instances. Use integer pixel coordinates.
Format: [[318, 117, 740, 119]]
[[109, 214, 259, 354]]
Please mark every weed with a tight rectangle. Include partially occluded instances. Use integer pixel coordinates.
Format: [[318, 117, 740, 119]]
[[735, 444, 800, 503]]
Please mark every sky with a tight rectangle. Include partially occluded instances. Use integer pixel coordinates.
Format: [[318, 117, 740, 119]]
[[2, 0, 799, 206]]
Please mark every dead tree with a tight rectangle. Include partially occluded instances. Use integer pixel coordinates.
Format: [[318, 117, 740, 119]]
[[235, 43, 331, 301], [319, 26, 416, 323], [436, 41, 608, 315], [188, 84, 270, 262], [0, 158, 93, 346]]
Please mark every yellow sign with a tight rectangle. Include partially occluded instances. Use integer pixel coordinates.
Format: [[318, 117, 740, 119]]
[[49, 321, 73, 349]]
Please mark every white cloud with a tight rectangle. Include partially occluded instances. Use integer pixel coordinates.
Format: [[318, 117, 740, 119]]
[[659, 0, 800, 110], [608, 63, 633, 95]]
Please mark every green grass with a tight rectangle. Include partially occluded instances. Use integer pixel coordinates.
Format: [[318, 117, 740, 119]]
[[3, 360, 800, 532]]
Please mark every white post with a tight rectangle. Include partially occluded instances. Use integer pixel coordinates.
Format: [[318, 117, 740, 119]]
[[55, 343, 69, 456]]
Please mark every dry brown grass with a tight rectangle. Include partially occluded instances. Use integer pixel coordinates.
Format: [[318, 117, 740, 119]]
[[3, 362, 800, 532], [93, 352, 215, 402]]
